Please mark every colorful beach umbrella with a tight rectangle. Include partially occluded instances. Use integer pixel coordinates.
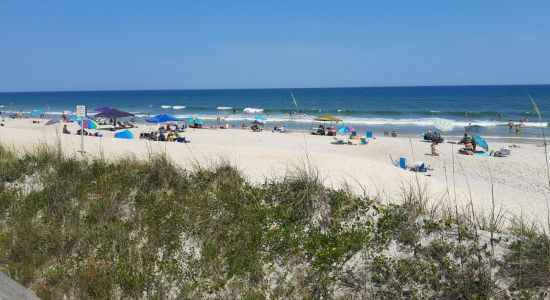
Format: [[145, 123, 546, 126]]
[[146, 114, 183, 123], [45, 119, 61, 125], [80, 119, 99, 129], [471, 134, 489, 150], [114, 130, 134, 139], [337, 125, 356, 133]]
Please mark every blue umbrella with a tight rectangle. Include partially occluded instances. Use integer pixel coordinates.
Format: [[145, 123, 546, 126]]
[[114, 130, 135, 139], [146, 114, 183, 123], [254, 115, 267, 123], [471, 134, 489, 150], [193, 119, 204, 125], [30, 109, 43, 117]]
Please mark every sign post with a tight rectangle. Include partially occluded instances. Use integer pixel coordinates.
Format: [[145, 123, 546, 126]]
[[76, 105, 86, 154]]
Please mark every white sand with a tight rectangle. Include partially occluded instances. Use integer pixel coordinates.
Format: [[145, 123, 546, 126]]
[[1, 118, 549, 227]]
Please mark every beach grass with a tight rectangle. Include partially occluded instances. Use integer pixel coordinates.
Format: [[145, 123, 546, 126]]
[[0, 143, 549, 299]]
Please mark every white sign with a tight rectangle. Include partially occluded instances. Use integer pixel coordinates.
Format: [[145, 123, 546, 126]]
[[76, 105, 86, 120]]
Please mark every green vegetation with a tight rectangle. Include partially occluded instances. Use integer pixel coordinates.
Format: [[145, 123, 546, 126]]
[[0, 144, 549, 299]]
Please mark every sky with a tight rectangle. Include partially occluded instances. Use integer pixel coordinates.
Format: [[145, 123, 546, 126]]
[[1, 0, 549, 92]]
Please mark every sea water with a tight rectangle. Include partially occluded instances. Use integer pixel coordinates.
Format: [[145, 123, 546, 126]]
[[1, 85, 550, 138]]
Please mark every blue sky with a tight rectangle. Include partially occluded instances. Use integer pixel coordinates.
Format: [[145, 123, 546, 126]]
[[1, 0, 549, 91]]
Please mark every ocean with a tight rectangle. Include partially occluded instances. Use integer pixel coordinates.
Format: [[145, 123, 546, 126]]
[[1, 85, 550, 138]]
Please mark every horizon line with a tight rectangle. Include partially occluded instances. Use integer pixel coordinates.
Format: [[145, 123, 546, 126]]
[[1, 83, 550, 94]]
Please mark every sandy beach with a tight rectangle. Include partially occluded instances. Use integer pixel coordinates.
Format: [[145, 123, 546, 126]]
[[1, 118, 549, 227]]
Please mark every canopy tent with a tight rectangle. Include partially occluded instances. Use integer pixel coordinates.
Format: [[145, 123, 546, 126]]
[[114, 130, 134, 139], [146, 114, 183, 123], [94, 106, 111, 113], [471, 134, 489, 150], [95, 108, 134, 128], [310, 114, 344, 135], [95, 108, 134, 119], [314, 114, 342, 122]]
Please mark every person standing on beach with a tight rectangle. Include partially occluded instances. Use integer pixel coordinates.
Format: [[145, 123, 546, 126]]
[[508, 120, 514, 131]]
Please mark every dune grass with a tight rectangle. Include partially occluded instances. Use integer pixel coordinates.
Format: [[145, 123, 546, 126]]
[[0, 143, 549, 299]]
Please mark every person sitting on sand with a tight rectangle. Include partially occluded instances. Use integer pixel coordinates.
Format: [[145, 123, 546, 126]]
[[459, 133, 471, 145], [431, 141, 440, 156], [318, 124, 325, 135], [391, 130, 397, 137], [76, 128, 88, 135], [62, 125, 70, 134], [167, 130, 178, 142]]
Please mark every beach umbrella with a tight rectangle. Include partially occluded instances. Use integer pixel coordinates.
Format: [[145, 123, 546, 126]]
[[254, 115, 267, 123], [94, 108, 134, 119], [94, 106, 111, 113], [337, 125, 356, 133], [193, 119, 204, 125], [471, 134, 489, 150], [80, 119, 99, 129], [30, 109, 43, 117], [45, 119, 60, 125], [251, 120, 264, 125], [95, 108, 134, 126], [114, 130, 134, 139], [146, 114, 183, 123], [434, 119, 454, 132]]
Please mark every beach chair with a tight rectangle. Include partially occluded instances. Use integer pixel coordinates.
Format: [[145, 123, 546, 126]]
[[332, 137, 345, 144], [399, 157, 408, 169], [366, 131, 373, 138], [360, 137, 369, 145], [500, 148, 511, 156]]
